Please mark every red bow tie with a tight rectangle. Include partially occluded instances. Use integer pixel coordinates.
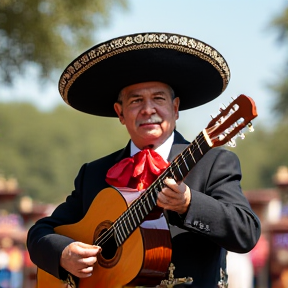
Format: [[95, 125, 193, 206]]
[[106, 149, 170, 191]]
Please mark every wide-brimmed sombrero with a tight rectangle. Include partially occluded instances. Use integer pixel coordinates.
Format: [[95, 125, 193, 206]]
[[59, 32, 230, 117]]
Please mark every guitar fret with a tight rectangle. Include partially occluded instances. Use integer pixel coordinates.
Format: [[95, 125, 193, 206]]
[[176, 159, 184, 179], [195, 136, 203, 155], [134, 206, 141, 224], [182, 154, 190, 171], [151, 193, 157, 205], [127, 216, 133, 231], [118, 225, 125, 243], [124, 220, 130, 235], [129, 209, 137, 227], [142, 200, 148, 214], [188, 146, 196, 163], [122, 222, 129, 239], [114, 227, 122, 246], [146, 194, 153, 210], [116, 219, 122, 237], [138, 204, 144, 219], [169, 166, 177, 181]]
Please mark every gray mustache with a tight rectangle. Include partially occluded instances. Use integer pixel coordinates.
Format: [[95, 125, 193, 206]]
[[139, 115, 163, 124]]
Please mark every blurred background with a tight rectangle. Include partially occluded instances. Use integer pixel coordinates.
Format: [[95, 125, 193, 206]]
[[0, 0, 288, 287]]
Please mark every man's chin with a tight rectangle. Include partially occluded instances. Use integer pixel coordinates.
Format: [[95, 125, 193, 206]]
[[141, 130, 162, 139], [139, 131, 164, 147]]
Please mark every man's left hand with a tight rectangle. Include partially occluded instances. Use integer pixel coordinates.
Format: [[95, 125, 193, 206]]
[[157, 178, 191, 215]]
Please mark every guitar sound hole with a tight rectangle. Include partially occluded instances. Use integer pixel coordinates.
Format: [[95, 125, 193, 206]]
[[94, 220, 122, 268], [99, 228, 118, 260]]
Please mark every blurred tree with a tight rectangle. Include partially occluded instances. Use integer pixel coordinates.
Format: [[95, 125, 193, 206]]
[[0, 0, 128, 84], [270, 4, 288, 117], [0, 103, 129, 203], [233, 119, 288, 190], [232, 125, 275, 189]]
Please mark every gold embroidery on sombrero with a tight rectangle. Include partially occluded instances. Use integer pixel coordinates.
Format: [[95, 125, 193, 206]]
[[59, 33, 230, 103]]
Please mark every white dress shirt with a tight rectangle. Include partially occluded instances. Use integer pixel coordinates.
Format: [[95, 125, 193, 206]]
[[116, 132, 175, 230]]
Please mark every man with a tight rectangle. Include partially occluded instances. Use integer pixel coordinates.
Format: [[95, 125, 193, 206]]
[[27, 32, 261, 288]]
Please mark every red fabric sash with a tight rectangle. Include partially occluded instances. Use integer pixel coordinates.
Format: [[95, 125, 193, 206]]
[[106, 149, 170, 191]]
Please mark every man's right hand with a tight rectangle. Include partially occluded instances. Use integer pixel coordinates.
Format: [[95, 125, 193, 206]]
[[60, 242, 102, 278]]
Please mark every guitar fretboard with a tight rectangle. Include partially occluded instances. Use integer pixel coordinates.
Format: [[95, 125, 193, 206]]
[[111, 131, 211, 246]]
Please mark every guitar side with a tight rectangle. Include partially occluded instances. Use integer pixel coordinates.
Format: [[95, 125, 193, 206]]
[[37, 187, 145, 288]]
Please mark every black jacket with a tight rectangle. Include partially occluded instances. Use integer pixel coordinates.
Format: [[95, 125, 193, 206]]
[[27, 131, 261, 288]]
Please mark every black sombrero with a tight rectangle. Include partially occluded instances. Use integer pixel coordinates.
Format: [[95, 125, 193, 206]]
[[58, 32, 230, 117]]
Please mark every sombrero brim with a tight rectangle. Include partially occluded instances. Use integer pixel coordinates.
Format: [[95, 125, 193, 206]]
[[59, 32, 230, 117]]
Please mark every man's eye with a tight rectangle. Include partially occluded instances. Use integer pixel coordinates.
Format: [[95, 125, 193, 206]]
[[131, 99, 141, 104], [154, 96, 165, 101]]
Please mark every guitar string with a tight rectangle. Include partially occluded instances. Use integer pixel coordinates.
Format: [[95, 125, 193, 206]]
[[95, 110, 246, 246], [94, 133, 207, 247]]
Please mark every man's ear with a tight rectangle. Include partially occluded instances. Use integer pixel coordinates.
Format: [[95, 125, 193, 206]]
[[173, 97, 180, 120], [114, 102, 125, 124]]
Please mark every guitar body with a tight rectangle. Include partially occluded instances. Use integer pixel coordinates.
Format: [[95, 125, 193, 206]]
[[37, 187, 172, 288]]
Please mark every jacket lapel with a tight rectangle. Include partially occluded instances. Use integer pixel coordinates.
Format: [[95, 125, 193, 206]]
[[115, 140, 131, 163], [168, 130, 190, 162]]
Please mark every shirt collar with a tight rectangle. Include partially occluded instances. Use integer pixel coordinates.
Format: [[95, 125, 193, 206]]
[[130, 131, 174, 161]]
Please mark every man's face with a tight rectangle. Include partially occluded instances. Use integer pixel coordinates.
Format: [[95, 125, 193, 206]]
[[114, 81, 180, 150]]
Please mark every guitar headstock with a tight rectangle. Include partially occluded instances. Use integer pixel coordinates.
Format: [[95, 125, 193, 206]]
[[205, 94, 258, 147]]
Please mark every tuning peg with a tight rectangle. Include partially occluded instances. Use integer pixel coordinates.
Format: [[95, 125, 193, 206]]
[[238, 132, 245, 140], [247, 122, 254, 132], [237, 118, 244, 125], [227, 139, 236, 147], [218, 134, 226, 141], [232, 104, 239, 111]]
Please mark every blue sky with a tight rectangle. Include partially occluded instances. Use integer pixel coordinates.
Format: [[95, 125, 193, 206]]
[[0, 0, 287, 138]]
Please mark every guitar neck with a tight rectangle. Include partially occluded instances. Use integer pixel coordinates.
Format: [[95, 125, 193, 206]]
[[112, 131, 212, 246]]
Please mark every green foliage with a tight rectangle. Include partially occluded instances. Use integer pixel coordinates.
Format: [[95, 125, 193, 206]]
[[0, 102, 129, 203], [233, 117, 288, 190], [270, 74, 288, 117], [272, 5, 288, 43], [0, 0, 127, 83], [270, 4, 288, 117]]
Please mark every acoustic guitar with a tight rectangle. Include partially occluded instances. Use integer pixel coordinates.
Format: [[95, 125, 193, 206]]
[[36, 94, 258, 288]]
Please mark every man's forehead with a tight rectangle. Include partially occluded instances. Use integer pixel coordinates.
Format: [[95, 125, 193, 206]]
[[121, 81, 171, 96]]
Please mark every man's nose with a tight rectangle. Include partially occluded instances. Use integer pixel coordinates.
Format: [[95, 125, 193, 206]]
[[140, 100, 156, 115]]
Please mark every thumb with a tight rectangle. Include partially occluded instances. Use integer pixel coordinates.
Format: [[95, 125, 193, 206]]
[[75, 242, 102, 255]]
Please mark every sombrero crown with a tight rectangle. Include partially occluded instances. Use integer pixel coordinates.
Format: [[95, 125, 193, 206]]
[[59, 32, 230, 117]]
